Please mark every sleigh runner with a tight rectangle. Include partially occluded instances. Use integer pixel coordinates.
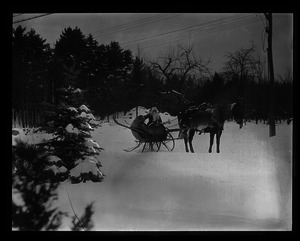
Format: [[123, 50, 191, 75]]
[[113, 115, 175, 152]]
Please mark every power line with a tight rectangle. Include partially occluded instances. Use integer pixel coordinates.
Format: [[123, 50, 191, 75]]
[[92, 13, 181, 37], [131, 16, 262, 51], [92, 13, 182, 39], [122, 14, 288, 52], [90, 13, 166, 35], [120, 14, 251, 47], [13, 13, 52, 24], [145, 18, 260, 50], [121, 15, 256, 49]]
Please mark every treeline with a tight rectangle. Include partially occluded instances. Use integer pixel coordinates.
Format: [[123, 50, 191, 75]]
[[13, 26, 139, 118], [12, 25, 292, 125], [185, 72, 293, 123]]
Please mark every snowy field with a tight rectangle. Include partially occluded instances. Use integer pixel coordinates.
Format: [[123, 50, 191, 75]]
[[13, 107, 293, 231]]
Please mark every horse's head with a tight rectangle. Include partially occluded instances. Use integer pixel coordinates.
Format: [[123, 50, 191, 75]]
[[231, 100, 244, 129]]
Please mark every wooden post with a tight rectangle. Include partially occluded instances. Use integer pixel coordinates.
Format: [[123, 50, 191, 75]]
[[264, 13, 276, 137], [22, 110, 25, 128], [12, 109, 14, 128], [16, 109, 19, 127]]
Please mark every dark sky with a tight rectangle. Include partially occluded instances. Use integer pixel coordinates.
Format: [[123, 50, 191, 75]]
[[13, 13, 293, 78]]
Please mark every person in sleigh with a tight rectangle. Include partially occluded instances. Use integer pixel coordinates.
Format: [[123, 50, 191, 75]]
[[144, 107, 162, 127], [143, 107, 167, 140]]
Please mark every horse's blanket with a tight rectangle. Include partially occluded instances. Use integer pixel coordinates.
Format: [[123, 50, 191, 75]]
[[130, 115, 167, 142], [180, 102, 215, 118], [179, 103, 216, 129]]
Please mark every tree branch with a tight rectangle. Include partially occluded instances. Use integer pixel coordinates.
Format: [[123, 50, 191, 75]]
[[66, 188, 86, 231]]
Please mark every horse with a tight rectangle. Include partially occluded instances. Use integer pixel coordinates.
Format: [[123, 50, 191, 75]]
[[178, 101, 244, 153], [157, 90, 244, 153]]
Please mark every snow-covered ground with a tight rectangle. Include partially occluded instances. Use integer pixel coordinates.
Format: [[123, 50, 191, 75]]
[[50, 107, 292, 231], [13, 107, 293, 230]]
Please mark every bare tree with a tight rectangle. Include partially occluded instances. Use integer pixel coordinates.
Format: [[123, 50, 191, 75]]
[[223, 44, 255, 96], [250, 53, 267, 82], [149, 44, 211, 90]]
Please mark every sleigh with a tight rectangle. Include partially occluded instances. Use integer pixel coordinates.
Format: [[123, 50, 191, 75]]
[[113, 115, 176, 152]]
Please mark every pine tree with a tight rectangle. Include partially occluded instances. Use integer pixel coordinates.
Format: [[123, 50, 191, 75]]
[[13, 25, 51, 110], [95, 41, 133, 114], [71, 202, 94, 231], [12, 143, 95, 231], [12, 175, 66, 231], [37, 88, 104, 183], [127, 56, 146, 107]]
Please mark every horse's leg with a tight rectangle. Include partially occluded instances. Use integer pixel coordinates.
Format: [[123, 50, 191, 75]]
[[149, 142, 153, 151], [208, 131, 215, 153], [188, 129, 196, 153], [216, 129, 222, 153], [183, 130, 189, 152]]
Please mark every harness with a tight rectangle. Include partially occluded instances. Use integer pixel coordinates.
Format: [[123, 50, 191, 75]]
[[178, 102, 220, 134]]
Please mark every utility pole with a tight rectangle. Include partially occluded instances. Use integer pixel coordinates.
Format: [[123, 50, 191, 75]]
[[264, 13, 276, 137]]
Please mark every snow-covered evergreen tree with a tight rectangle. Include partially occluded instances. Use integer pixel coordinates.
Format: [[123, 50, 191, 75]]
[[12, 137, 96, 230], [36, 85, 104, 183], [12, 174, 66, 230]]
